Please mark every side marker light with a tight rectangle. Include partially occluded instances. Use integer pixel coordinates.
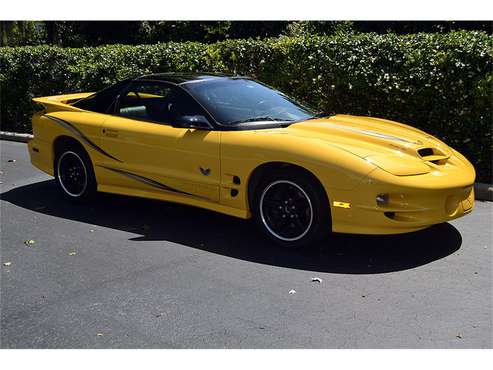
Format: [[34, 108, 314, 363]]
[[333, 201, 351, 209]]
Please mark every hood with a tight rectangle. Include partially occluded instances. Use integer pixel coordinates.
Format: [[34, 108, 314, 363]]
[[284, 114, 453, 176]]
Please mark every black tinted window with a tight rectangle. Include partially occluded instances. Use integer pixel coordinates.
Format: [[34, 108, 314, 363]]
[[117, 81, 209, 127], [72, 79, 130, 113]]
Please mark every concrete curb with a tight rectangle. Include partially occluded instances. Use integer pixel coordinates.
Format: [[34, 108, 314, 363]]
[[1, 131, 492, 201], [1, 131, 33, 143]]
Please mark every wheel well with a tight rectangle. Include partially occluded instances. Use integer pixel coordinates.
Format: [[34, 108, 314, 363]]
[[247, 162, 329, 211], [53, 136, 86, 158]]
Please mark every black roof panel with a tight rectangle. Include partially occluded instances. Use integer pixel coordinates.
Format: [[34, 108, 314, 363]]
[[136, 72, 241, 84]]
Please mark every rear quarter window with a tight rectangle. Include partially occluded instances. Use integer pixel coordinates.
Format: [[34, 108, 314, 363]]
[[72, 79, 131, 113]]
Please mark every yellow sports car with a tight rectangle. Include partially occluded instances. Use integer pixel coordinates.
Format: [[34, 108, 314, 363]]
[[28, 73, 475, 248]]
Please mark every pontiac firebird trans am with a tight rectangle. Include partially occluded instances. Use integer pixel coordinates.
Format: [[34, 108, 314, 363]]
[[28, 73, 475, 247]]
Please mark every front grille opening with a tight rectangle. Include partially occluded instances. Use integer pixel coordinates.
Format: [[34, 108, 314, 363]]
[[384, 211, 396, 219], [384, 211, 417, 222]]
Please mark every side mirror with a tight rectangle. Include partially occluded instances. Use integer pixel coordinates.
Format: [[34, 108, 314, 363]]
[[172, 115, 211, 130]]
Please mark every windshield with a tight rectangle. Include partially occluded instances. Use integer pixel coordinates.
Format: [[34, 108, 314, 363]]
[[182, 78, 316, 126]]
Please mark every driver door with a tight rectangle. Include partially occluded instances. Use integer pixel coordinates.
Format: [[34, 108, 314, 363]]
[[99, 81, 220, 202]]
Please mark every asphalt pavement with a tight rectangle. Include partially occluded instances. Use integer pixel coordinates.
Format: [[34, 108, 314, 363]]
[[1, 140, 492, 348]]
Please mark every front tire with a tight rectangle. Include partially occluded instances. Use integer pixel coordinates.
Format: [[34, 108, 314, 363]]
[[252, 168, 331, 248], [54, 146, 96, 202]]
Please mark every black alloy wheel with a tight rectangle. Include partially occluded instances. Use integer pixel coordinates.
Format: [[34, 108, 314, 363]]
[[260, 180, 313, 242], [252, 168, 331, 248], [55, 145, 96, 202]]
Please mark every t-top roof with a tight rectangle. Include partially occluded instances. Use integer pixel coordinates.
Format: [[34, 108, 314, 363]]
[[136, 72, 244, 84]]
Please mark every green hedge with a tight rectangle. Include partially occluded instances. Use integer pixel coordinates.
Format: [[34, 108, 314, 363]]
[[1, 31, 492, 182]]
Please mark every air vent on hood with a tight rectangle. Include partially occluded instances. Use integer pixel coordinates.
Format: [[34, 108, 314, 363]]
[[418, 147, 448, 165], [418, 148, 434, 157]]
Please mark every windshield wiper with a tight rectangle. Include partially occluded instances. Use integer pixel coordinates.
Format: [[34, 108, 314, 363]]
[[228, 116, 290, 125]]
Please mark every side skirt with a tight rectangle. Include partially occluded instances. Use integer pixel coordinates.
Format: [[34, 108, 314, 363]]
[[97, 184, 250, 219]]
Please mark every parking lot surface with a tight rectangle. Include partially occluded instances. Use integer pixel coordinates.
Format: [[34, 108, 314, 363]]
[[1, 140, 492, 348]]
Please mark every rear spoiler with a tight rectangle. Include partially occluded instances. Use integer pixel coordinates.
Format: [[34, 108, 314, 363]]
[[32, 92, 94, 113]]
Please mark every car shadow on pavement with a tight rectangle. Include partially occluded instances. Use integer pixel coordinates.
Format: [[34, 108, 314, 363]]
[[1, 180, 462, 274]]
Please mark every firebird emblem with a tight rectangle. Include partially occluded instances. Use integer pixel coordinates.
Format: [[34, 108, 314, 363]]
[[199, 167, 211, 176]]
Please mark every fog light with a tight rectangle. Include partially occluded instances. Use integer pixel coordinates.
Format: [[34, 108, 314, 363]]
[[376, 193, 389, 206]]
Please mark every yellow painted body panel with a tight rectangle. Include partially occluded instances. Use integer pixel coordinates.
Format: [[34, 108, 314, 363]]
[[28, 93, 475, 235], [99, 115, 221, 202]]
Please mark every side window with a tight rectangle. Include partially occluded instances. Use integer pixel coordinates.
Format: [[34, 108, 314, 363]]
[[118, 82, 172, 123], [117, 81, 209, 127]]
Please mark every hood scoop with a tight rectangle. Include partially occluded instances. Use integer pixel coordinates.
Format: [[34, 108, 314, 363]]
[[366, 147, 450, 176], [417, 147, 449, 165]]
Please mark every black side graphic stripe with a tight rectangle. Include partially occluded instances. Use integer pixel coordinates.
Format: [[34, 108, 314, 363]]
[[99, 166, 208, 200], [45, 114, 122, 162]]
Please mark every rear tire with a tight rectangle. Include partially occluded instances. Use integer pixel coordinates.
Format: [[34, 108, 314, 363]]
[[54, 145, 96, 202], [251, 168, 331, 248]]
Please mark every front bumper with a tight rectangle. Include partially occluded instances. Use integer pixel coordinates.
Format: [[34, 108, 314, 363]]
[[328, 169, 475, 235]]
